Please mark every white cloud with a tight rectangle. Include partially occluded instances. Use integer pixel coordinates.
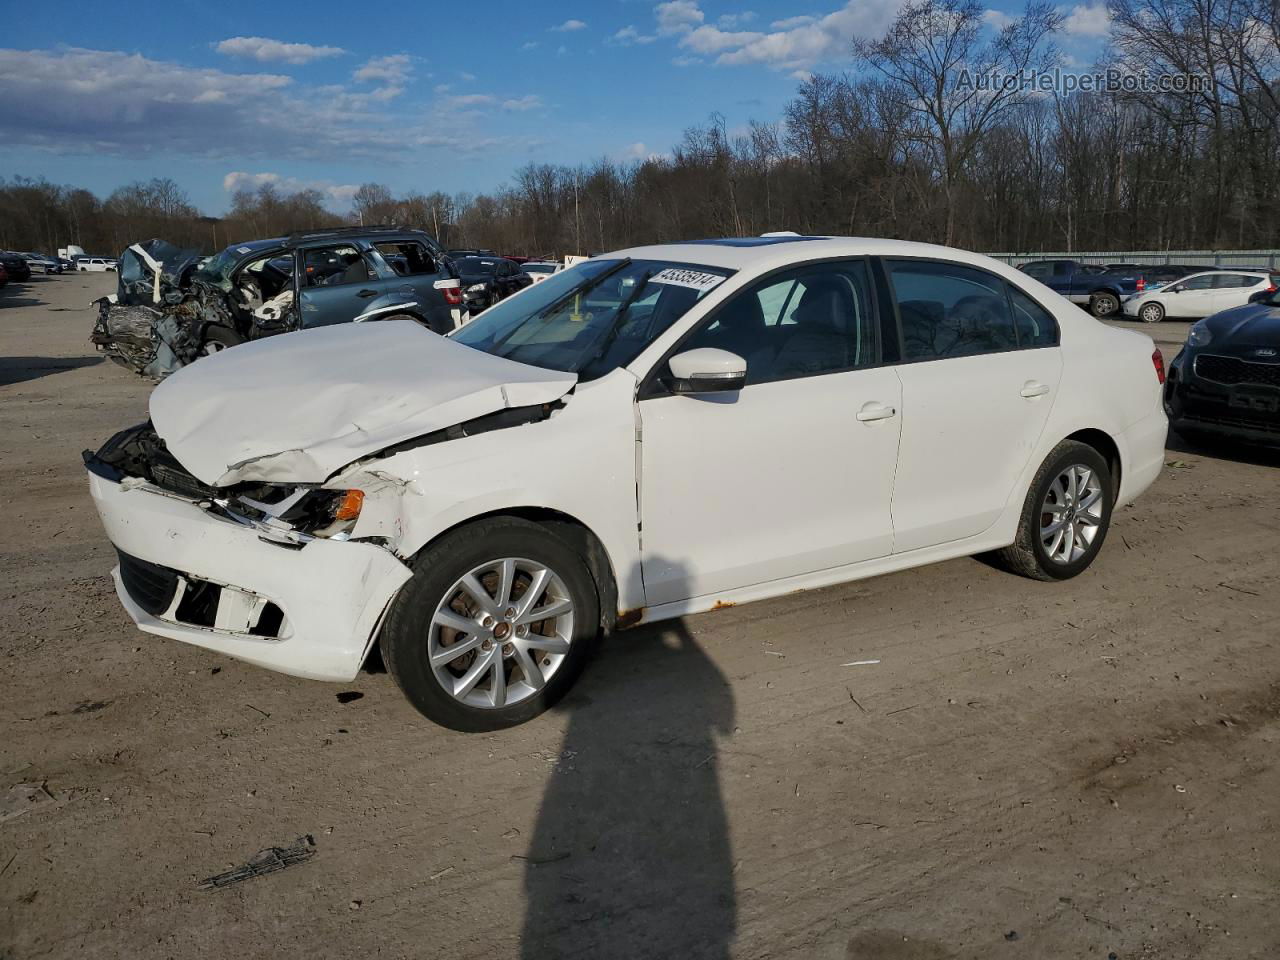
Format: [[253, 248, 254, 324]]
[[459, 71, 477, 81], [215, 36, 344, 64], [445, 93, 496, 107], [502, 95, 544, 111], [677, 0, 907, 70], [718, 11, 757, 28], [222, 171, 360, 204], [0, 47, 529, 163], [433, 82, 452, 93], [982, 9, 1014, 29], [353, 54, 412, 85], [1062, 2, 1111, 36], [771, 15, 816, 28], [551, 18, 588, 32], [522, 41, 540, 50], [612, 25, 658, 45], [655, 0, 705, 35], [672, 55, 703, 66]]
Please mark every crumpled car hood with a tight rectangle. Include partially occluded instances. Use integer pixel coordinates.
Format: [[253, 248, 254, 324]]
[[150, 319, 577, 487]]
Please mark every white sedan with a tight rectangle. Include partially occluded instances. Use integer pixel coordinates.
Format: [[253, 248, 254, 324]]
[[1123, 269, 1277, 323], [521, 261, 562, 284], [85, 237, 1168, 729]]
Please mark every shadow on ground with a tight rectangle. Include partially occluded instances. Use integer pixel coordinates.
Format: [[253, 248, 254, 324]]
[[1166, 426, 1280, 468], [0, 356, 103, 387], [521, 567, 737, 959]]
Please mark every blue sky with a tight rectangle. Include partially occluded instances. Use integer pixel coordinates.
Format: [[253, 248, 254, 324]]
[[0, 0, 1110, 215]]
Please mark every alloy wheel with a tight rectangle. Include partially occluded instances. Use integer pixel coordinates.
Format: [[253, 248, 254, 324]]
[[1039, 464, 1104, 565], [428, 558, 575, 709]]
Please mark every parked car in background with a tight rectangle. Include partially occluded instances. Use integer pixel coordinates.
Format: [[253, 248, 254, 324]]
[[1017, 259, 1148, 317], [23, 252, 62, 274], [521, 261, 563, 284], [448, 248, 497, 259], [1164, 288, 1280, 447], [0, 251, 33, 283], [79, 257, 118, 272], [455, 255, 534, 312], [0, 263, 8, 288], [1122, 270, 1278, 323], [92, 227, 462, 379], [84, 235, 1167, 729]]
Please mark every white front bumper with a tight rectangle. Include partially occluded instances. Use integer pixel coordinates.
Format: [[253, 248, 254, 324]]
[[88, 470, 412, 681]]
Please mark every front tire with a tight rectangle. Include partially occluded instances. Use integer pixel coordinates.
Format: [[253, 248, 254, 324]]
[[995, 440, 1113, 581], [381, 517, 601, 731], [198, 325, 241, 357], [1139, 302, 1164, 323]]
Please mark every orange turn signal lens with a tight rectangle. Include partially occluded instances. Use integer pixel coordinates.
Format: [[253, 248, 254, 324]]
[[334, 489, 364, 522]]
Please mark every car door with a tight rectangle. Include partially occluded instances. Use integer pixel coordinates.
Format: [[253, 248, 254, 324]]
[[297, 244, 401, 327], [637, 259, 902, 606], [369, 239, 454, 333], [1164, 273, 1218, 317], [886, 258, 1064, 554]]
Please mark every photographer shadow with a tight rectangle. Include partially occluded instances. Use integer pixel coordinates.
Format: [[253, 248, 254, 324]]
[[521, 559, 737, 959]]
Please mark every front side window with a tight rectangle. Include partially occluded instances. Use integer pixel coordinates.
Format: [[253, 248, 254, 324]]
[[887, 259, 1019, 361], [452, 258, 732, 379], [303, 245, 374, 287], [678, 260, 877, 385]]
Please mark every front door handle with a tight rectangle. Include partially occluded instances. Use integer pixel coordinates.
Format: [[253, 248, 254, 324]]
[[356, 288, 379, 298], [856, 401, 897, 422], [1020, 381, 1050, 399]]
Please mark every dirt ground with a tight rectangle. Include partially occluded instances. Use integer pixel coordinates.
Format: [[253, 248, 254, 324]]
[[2, 273, 1278, 960]]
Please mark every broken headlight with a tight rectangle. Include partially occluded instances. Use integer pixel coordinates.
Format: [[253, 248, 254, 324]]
[[223, 487, 365, 542]]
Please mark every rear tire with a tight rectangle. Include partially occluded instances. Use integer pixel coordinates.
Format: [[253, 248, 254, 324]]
[[994, 440, 1114, 581], [380, 517, 601, 731], [1089, 292, 1119, 318]]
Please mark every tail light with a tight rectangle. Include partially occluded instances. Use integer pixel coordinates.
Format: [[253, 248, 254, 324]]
[[1136, 276, 1146, 292], [434, 278, 463, 306], [1152, 348, 1166, 384]]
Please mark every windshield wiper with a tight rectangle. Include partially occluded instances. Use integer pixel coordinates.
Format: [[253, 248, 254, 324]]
[[577, 269, 654, 372]]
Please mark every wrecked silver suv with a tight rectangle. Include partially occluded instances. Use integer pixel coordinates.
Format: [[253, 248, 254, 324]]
[[92, 227, 464, 379]]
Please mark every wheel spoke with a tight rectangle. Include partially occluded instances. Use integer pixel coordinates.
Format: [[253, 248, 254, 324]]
[[459, 573, 498, 616], [514, 645, 545, 691], [454, 647, 499, 699], [494, 558, 516, 609], [516, 597, 573, 626], [515, 566, 552, 619], [1048, 527, 1065, 559], [434, 609, 481, 635], [524, 633, 571, 656], [431, 634, 482, 666], [1041, 517, 1067, 538], [490, 657, 507, 708], [1061, 521, 1075, 560], [1079, 487, 1102, 511]]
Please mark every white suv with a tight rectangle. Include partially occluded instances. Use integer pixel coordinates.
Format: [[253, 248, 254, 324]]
[[85, 237, 1168, 729]]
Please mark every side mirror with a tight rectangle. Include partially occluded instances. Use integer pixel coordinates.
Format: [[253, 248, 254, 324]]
[[1170, 284, 1185, 293], [665, 348, 747, 394]]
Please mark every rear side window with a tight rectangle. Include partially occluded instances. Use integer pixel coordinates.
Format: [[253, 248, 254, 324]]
[[374, 241, 436, 276], [1020, 262, 1052, 280], [1212, 274, 1260, 288], [1007, 285, 1059, 347], [887, 259, 1018, 361]]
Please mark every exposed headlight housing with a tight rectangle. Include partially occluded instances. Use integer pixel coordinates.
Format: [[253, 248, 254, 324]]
[[218, 486, 365, 543], [1187, 321, 1213, 348], [466, 283, 486, 293]]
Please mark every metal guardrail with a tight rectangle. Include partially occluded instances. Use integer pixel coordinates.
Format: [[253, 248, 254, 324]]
[[987, 250, 1280, 269]]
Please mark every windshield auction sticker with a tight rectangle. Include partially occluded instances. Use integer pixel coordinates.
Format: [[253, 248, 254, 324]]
[[650, 268, 726, 292]]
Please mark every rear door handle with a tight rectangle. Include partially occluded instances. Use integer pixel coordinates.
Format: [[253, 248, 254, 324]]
[[856, 401, 897, 422], [1020, 381, 1050, 399], [357, 288, 379, 298]]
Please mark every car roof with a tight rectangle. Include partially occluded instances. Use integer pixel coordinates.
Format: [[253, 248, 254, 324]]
[[603, 236, 1021, 275]]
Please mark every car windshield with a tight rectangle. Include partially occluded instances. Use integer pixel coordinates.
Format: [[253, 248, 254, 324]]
[[452, 258, 733, 380]]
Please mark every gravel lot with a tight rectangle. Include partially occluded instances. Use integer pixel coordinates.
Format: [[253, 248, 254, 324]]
[[3, 273, 1278, 960]]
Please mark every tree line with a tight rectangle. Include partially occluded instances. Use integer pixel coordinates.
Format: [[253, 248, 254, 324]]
[[3, 0, 1278, 260]]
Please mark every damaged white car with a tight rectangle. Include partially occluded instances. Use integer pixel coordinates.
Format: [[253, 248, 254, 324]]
[[85, 237, 1168, 730]]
